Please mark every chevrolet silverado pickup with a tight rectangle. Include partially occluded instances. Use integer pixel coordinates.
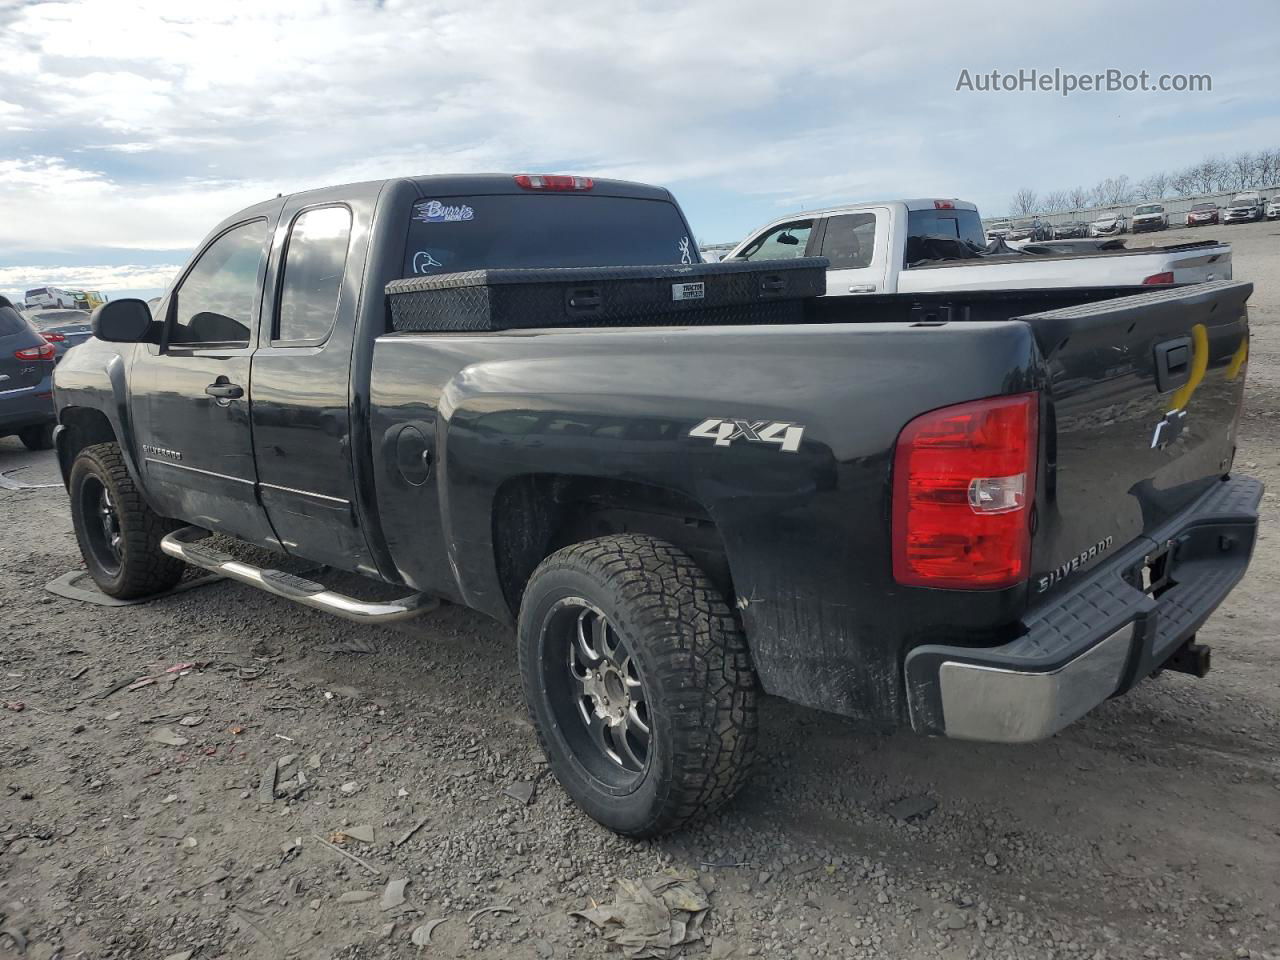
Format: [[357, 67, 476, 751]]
[[53, 174, 1261, 837], [725, 199, 1231, 296]]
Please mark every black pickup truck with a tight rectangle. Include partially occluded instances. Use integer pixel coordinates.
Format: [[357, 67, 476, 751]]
[[53, 174, 1261, 837]]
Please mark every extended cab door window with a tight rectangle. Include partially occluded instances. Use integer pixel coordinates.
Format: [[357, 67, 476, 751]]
[[734, 220, 815, 261], [274, 206, 353, 345], [817, 210, 889, 295], [167, 220, 269, 347], [249, 189, 374, 573]]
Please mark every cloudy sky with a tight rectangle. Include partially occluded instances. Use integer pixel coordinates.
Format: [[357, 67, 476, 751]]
[[0, 0, 1277, 302]]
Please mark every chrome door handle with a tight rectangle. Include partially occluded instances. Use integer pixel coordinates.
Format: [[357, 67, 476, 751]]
[[848, 284, 877, 293], [205, 381, 244, 400]]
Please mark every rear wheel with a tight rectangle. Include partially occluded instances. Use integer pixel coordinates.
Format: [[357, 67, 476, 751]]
[[69, 442, 184, 599], [18, 423, 54, 451], [518, 534, 757, 837]]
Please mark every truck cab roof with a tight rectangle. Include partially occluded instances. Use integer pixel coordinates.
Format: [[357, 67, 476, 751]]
[[273, 174, 676, 209]]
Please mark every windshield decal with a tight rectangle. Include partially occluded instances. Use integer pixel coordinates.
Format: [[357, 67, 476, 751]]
[[414, 200, 475, 224], [678, 236, 693, 265]]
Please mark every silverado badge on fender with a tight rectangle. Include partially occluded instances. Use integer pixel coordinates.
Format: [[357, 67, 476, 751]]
[[689, 418, 805, 452]]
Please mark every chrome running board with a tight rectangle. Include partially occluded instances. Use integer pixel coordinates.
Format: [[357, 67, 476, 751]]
[[160, 526, 438, 624]]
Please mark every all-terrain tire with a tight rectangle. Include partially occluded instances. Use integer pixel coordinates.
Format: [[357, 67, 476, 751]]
[[69, 442, 184, 599], [518, 534, 757, 837], [18, 423, 55, 450]]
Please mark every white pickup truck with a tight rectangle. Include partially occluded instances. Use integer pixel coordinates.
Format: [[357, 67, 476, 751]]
[[723, 199, 1231, 296]]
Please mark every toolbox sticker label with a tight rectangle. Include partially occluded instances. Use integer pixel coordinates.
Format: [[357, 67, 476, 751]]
[[672, 281, 705, 302], [414, 200, 475, 223]]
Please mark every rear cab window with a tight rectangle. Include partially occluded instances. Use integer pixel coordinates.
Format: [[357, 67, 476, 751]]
[[275, 205, 353, 344], [905, 208, 987, 247], [402, 195, 697, 277]]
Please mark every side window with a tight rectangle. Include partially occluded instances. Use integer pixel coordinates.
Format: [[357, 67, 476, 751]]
[[820, 214, 877, 269], [276, 206, 353, 344], [170, 220, 269, 347], [736, 220, 813, 261]]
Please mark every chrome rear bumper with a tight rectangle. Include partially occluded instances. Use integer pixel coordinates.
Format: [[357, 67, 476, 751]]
[[905, 476, 1262, 742], [934, 625, 1133, 742]]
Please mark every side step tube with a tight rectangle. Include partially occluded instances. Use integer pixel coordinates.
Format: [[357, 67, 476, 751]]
[[160, 526, 438, 624]]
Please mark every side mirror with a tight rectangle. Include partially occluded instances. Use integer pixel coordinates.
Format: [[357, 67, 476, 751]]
[[91, 298, 156, 343]]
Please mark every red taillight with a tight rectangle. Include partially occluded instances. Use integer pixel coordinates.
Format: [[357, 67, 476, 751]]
[[513, 174, 594, 191], [933, 200, 955, 209], [893, 393, 1038, 590], [1142, 271, 1174, 285], [14, 343, 56, 361], [42, 332, 66, 342]]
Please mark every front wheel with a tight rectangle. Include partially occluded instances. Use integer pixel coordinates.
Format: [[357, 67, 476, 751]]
[[518, 534, 757, 837], [69, 442, 184, 599]]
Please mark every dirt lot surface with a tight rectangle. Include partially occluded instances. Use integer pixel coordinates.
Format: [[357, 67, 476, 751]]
[[2, 220, 1278, 960]]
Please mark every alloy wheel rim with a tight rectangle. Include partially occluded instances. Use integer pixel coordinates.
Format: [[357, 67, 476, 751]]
[[545, 597, 651, 783], [81, 477, 122, 575]]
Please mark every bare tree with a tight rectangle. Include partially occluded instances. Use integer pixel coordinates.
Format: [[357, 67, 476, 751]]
[[1010, 187, 1038, 216], [1192, 157, 1223, 194], [1255, 148, 1279, 187], [1135, 171, 1169, 200], [1090, 175, 1132, 207], [1042, 190, 1070, 212], [1228, 152, 1257, 191], [998, 144, 1278, 219], [1169, 166, 1198, 198]]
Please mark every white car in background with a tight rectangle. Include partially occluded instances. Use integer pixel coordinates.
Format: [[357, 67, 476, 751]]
[[1090, 213, 1127, 236], [1130, 203, 1168, 233], [24, 286, 79, 310], [1267, 197, 1280, 220]]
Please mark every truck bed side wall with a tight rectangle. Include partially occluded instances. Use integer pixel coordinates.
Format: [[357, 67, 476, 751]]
[[367, 321, 1041, 723]]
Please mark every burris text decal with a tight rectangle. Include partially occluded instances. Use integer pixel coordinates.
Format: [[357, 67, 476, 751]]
[[414, 200, 475, 223]]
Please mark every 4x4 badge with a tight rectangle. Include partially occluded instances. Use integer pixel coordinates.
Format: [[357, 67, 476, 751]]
[[689, 418, 804, 453]]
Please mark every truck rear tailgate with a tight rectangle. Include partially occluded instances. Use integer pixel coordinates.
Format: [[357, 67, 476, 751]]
[[1163, 244, 1232, 284], [1020, 280, 1251, 600]]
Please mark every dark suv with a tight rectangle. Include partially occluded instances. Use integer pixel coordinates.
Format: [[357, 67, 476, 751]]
[[0, 297, 58, 449]]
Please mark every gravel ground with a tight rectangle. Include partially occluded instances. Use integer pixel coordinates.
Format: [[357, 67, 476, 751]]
[[2, 220, 1278, 960]]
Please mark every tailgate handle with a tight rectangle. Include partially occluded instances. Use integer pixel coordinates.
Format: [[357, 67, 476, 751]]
[[759, 275, 787, 296], [1154, 336, 1193, 392], [565, 286, 602, 317]]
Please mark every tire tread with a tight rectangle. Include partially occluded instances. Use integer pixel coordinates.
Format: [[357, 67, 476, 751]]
[[71, 442, 184, 599], [520, 534, 757, 836]]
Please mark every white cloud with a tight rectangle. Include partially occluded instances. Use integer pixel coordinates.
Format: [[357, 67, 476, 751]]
[[0, 156, 272, 253], [0, 0, 1275, 262]]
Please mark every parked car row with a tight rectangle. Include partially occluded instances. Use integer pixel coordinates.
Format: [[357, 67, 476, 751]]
[[986, 192, 1276, 239]]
